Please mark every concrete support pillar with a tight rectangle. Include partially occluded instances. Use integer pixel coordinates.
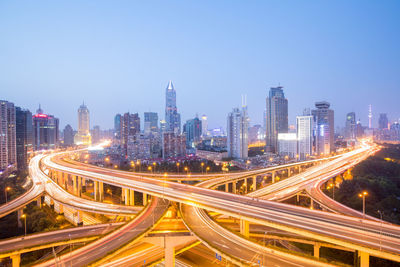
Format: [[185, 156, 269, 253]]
[[72, 176, 77, 195], [359, 251, 370, 267], [76, 210, 82, 225], [123, 188, 129, 205], [310, 198, 314, 209], [17, 209, 23, 228], [243, 179, 247, 193], [165, 242, 175, 267], [77, 176, 82, 197], [99, 182, 104, 202], [225, 183, 229, 193], [314, 243, 320, 258], [36, 196, 42, 207], [239, 219, 250, 238], [58, 204, 64, 214], [252, 176, 256, 191], [143, 193, 148, 206], [129, 189, 135, 206], [11, 254, 21, 267], [272, 172, 276, 183], [232, 181, 237, 194], [94, 181, 99, 201]]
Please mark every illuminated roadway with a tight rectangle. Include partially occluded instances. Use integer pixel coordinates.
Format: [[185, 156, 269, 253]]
[[41, 145, 400, 263]]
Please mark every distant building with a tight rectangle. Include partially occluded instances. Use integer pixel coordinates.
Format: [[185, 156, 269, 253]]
[[162, 132, 186, 159], [91, 125, 101, 144], [312, 101, 334, 155], [127, 133, 151, 159], [183, 117, 202, 148], [378, 113, 388, 130], [33, 106, 59, 151], [201, 115, 208, 137], [144, 112, 158, 134], [74, 103, 91, 145], [296, 114, 313, 160], [345, 112, 356, 140], [265, 86, 288, 153], [356, 121, 365, 138], [0, 100, 17, 172], [165, 81, 181, 134], [15, 107, 33, 171], [227, 106, 248, 159], [120, 112, 140, 157], [63, 124, 74, 146], [278, 133, 298, 158], [114, 114, 122, 140]]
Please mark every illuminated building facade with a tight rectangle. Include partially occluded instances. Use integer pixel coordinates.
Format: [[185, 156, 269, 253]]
[[165, 81, 181, 134], [312, 101, 334, 155], [278, 133, 298, 158], [16, 107, 33, 171], [227, 106, 248, 159], [0, 100, 17, 171], [33, 106, 59, 151], [74, 103, 91, 145]]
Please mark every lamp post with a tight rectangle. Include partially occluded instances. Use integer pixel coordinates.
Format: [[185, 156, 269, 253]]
[[5, 186, 11, 203], [358, 191, 368, 218], [152, 162, 157, 173], [206, 166, 210, 174], [176, 162, 180, 174], [201, 162, 204, 174], [148, 166, 153, 174], [184, 167, 189, 176], [329, 183, 335, 200]]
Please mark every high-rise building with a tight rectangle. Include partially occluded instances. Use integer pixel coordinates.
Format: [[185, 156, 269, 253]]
[[114, 114, 122, 140], [165, 81, 181, 134], [345, 112, 356, 140], [312, 101, 334, 155], [15, 107, 33, 171], [368, 105, 373, 129], [183, 117, 202, 148], [378, 113, 389, 130], [121, 113, 140, 157], [162, 132, 186, 159], [63, 124, 74, 146], [0, 100, 17, 172], [201, 115, 208, 137], [144, 112, 158, 134], [227, 106, 248, 159], [74, 103, 91, 145], [33, 106, 59, 151], [296, 114, 313, 160], [265, 86, 288, 153], [91, 125, 101, 144], [278, 133, 298, 158]]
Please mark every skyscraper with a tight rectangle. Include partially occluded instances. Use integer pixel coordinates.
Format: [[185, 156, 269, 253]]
[[63, 124, 74, 146], [114, 114, 122, 140], [165, 81, 181, 134], [297, 113, 313, 160], [183, 117, 202, 148], [162, 132, 186, 159], [378, 113, 389, 130], [345, 112, 356, 140], [265, 86, 288, 153], [201, 115, 208, 137], [227, 106, 248, 159], [32, 106, 59, 151], [74, 103, 91, 145], [121, 113, 140, 156], [15, 107, 33, 171], [312, 101, 334, 155], [91, 125, 101, 144], [144, 112, 158, 134], [368, 105, 373, 129], [0, 100, 17, 172]]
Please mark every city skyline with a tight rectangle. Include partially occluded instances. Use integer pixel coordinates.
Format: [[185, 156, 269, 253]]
[[1, 1, 399, 130]]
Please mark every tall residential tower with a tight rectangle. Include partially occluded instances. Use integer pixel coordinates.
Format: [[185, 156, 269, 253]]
[[165, 81, 181, 134]]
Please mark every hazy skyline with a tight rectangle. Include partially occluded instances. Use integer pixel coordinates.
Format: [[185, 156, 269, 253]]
[[1, 1, 399, 130]]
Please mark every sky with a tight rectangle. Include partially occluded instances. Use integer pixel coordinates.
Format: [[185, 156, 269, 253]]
[[1, 1, 399, 131]]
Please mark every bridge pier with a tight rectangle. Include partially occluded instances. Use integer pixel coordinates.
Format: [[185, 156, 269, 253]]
[[36, 196, 42, 207], [313, 243, 320, 258], [252, 176, 256, 191], [225, 183, 229, 193], [165, 241, 175, 267], [239, 219, 250, 238], [143, 193, 148, 206], [272, 171, 276, 183], [243, 179, 248, 193], [359, 251, 370, 267], [11, 254, 20, 267], [129, 189, 135, 206], [73, 175, 78, 195], [122, 188, 129, 205], [232, 181, 236, 193], [17, 209, 23, 228]]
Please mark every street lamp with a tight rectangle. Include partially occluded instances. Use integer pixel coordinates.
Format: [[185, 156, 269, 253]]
[[358, 191, 368, 218], [148, 166, 153, 174], [184, 167, 189, 175], [201, 162, 205, 174], [5, 186, 11, 203], [206, 166, 210, 174], [21, 214, 27, 236], [176, 162, 180, 174]]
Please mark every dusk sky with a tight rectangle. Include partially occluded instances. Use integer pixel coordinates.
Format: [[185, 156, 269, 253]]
[[1, 1, 399, 131]]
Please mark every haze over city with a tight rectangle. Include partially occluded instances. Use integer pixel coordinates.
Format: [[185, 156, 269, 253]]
[[1, 1, 399, 129]]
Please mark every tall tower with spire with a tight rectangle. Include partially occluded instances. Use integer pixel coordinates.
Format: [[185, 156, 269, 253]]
[[165, 81, 181, 134], [368, 104, 373, 129]]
